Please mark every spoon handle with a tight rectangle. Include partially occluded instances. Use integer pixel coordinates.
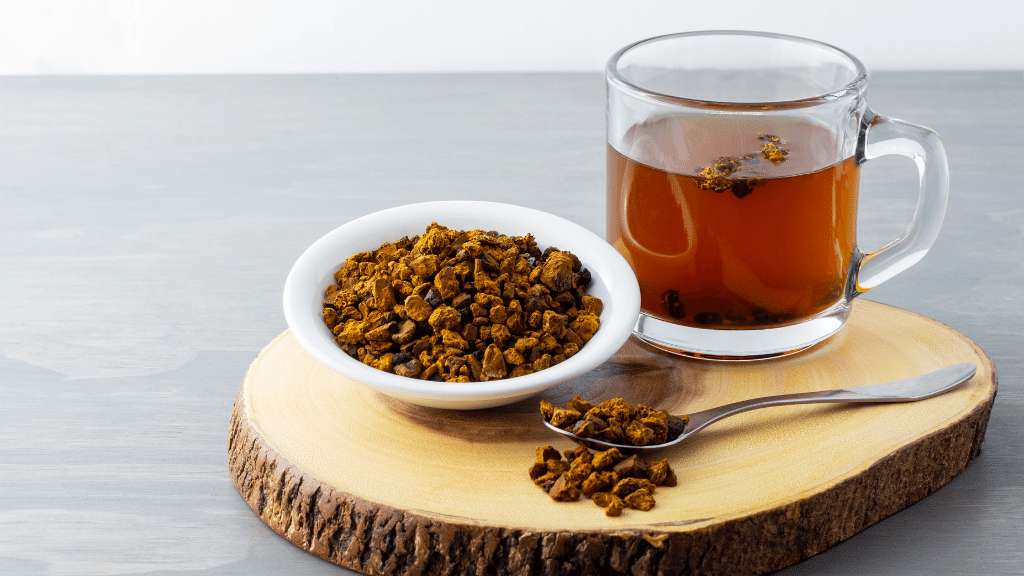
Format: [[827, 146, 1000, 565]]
[[683, 362, 977, 437]]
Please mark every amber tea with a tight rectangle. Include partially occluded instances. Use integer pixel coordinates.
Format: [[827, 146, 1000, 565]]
[[607, 117, 860, 330]]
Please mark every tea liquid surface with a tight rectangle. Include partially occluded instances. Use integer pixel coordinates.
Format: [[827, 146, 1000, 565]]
[[607, 117, 859, 329]]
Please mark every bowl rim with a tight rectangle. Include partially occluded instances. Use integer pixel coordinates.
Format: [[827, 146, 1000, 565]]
[[282, 201, 640, 404]]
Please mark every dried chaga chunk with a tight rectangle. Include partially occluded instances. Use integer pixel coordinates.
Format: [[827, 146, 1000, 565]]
[[529, 442, 678, 516], [528, 462, 548, 480], [539, 400, 555, 420], [612, 454, 649, 479], [548, 474, 581, 502], [592, 491, 625, 517], [592, 447, 625, 471], [648, 458, 678, 487], [611, 477, 656, 498], [581, 471, 618, 498], [624, 487, 656, 511], [549, 408, 581, 428], [540, 396, 688, 447], [536, 445, 561, 462], [321, 223, 603, 382]]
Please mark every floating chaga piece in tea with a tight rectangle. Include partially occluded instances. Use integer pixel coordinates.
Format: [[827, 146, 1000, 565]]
[[714, 156, 742, 175], [541, 395, 688, 447], [729, 178, 762, 199], [729, 178, 759, 199], [695, 163, 735, 193], [762, 142, 788, 163], [528, 442, 677, 515], [695, 155, 743, 193], [695, 159, 764, 200], [693, 133, 788, 198], [321, 223, 602, 382], [758, 133, 790, 163]]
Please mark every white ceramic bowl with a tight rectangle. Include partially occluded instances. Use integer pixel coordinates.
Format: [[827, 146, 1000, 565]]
[[283, 201, 640, 410]]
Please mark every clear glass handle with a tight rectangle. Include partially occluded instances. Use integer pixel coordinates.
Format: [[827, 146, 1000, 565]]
[[855, 109, 949, 292]]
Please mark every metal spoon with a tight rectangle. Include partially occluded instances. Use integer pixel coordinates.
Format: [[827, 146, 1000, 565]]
[[543, 362, 978, 453]]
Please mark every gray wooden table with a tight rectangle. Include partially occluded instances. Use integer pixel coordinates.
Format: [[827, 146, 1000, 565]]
[[1, 72, 1020, 575]]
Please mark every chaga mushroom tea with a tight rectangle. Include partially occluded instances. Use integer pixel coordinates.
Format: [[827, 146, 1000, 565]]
[[606, 32, 949, 359], [607, 118, 859, 332]]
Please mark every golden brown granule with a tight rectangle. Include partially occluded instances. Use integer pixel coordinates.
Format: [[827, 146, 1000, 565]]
[[536, 445, 560, 462], [548, 474, 581, 502], [592, 491, 625, 516], [648, 458, 678, 487], [549, 408, 581, 428], [592, 447, 625, 471], [611, 477, 656, 498], [695, 164, 735, 193], [623, 487, 656, 511], [527, 462, 547, 481], [565, 453, 594, 485], [612, 454, 649, 479], [563, 445, 589, 463], [762, 142, 789, 163], [581, 471, 618, 498], [758, 133, 790, 163]]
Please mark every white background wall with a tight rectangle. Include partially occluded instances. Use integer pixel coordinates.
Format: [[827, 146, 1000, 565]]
[[1, 0, 1021, 74]]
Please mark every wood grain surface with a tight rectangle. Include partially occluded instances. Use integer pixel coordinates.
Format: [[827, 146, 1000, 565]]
[[230, 300, 996, 575]]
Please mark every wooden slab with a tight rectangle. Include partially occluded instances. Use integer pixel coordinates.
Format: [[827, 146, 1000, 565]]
[[229, 300, 996, 575]]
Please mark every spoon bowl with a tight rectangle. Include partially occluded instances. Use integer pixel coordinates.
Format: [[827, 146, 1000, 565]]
[[543, 362, 978, 453]]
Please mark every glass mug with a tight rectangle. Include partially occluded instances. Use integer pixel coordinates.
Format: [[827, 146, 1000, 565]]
[[606, 31, 948, 359]]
